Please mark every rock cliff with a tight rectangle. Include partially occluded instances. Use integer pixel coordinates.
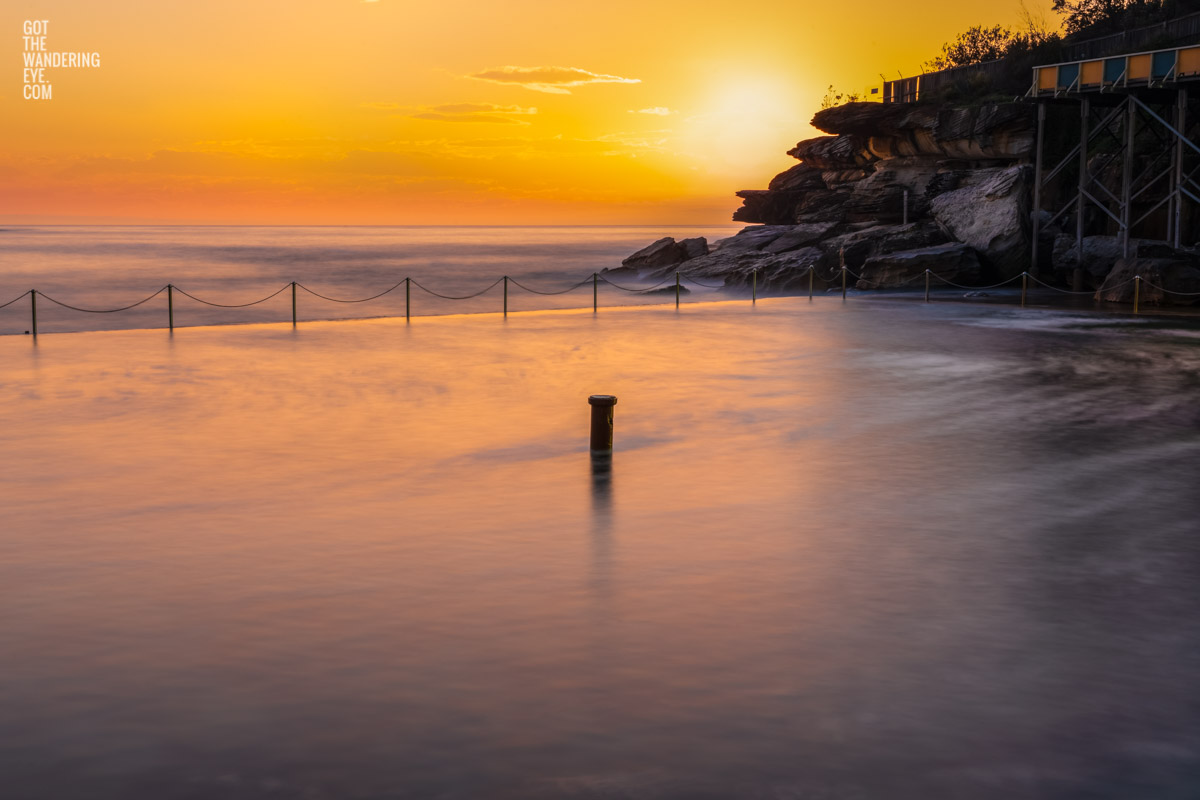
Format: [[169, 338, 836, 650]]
[[616, 99, 1199, 305]]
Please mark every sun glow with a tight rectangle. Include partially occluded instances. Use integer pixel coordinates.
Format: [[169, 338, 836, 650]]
[[1, 0, 1057, 224]]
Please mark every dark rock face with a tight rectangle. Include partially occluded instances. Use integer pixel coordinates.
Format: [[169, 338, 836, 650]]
[[768, 164, 825, 192], [733, 190, 807, 224], [620, 236, 708, 270], [621, 237, 684, 269], [623, 100, 1047, 293], [822, 223, 949, 270], [679, 237, 709, 260], [857, 243, 983, 289], [1096, 255, 1200, 306]]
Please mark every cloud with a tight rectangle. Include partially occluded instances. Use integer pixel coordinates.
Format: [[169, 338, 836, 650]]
[[629, 107, 673, 116], [466, 66, 640, 95], [412, 113, 525, 125], [411, 103, 538, 125]]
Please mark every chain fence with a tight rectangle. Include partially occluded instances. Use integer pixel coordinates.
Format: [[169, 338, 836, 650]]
[[3, 265, 1195, 337]]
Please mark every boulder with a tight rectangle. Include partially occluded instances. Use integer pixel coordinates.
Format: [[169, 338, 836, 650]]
[[929, 165, 1030, 278], [678, 237, 709, 260], [620, 237, 686, 270], [1053, 235, 1124, 288], [1096, 255, 1200, 306], [857, 243, 982, 289]]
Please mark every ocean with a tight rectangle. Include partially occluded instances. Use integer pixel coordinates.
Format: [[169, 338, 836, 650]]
[[0, 226, 743, 335], [2, 227, 1200, 798]]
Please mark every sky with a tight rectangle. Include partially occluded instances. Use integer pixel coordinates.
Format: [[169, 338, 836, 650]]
[[2, 0, 1057, 225]]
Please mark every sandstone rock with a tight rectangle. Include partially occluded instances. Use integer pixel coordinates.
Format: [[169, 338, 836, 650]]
[[676, 247, 830, 293], [857, 243, 982, 289], [811, 102, 1034, 162], [621, 237, 686, 270], [768, 164, 825, 192], [733, 189, 806, 224], [930, 165, 1030, 278], [678, 237, 709, 260], [1054, 235, 1124, 288], [1096, 255, 1200, 306], [712, 225, 794, 253], [787, 135, 871, 170], [821, 222, 949, 270], [761, 223, 839, 253]]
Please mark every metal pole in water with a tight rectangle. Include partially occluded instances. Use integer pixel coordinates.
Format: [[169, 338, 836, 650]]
[[752, 269, 757, 304], [902, 189, 909, 225], [291, 281, 297, 326], [593, 272, 598, 313], [809, 267, 813, 301], [405, 277, 410, 322], [588, 395, 617, 454], [1134, 275, 1140, 315], [503, 275, 508, 317], [924, 270, 930, 303], [1021, 273, 1028, 307], [30, 290, 37, 338], [168, 284, 174, 331], [839, 247, 847, 301], [675, 271, 680, 308]]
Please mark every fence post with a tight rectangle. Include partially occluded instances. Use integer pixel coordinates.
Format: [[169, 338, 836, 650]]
[[1021, 273, 1028, 308], [30, 290, 37, 337], [588, 395, 617, 454], [168, 284, 174, 330], [752, 269, 757, 304], [839, 248, 847, 301], [291, 281, 297, 326], [1134, 275, 1140, 315], [405, 277, 410, 322], [675, 271, 680, 309], [593, 272, 598, 313], [503, 275, 508, 317], [924, 270, 930, 302]]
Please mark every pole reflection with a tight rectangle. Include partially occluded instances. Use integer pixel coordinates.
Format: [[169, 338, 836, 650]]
[[589, 452, 613, 597]]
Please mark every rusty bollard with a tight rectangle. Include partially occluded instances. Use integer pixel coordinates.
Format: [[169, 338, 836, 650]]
[[588, 395, 617, 454]]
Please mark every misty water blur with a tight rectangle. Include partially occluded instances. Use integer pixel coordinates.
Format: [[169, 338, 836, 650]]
[[2, 297, 1199, 798], [0, 226, 741, 334]]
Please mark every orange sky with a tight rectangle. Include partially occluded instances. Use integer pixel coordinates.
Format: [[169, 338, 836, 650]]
[[2, 0, 1057, 225]]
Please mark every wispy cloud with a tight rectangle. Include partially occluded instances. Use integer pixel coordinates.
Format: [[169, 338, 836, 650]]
[[629, 107, 673, 116], [411, 103, 538, 125], [466, 66, 640, 95]]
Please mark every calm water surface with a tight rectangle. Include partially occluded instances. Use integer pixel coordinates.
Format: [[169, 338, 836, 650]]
[[1, 296, 1198, 799]]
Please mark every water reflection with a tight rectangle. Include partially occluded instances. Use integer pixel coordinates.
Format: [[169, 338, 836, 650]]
[[589, 452, 614, 598], [1, 299, 1198, 799]]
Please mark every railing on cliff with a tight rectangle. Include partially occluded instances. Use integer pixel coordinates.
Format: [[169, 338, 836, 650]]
[[883, 10, 1200, 103]]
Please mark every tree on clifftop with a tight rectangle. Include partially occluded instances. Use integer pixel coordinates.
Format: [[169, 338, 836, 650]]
[[923, 25, 1014, 71], [1052, 0, 1200, 34]]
